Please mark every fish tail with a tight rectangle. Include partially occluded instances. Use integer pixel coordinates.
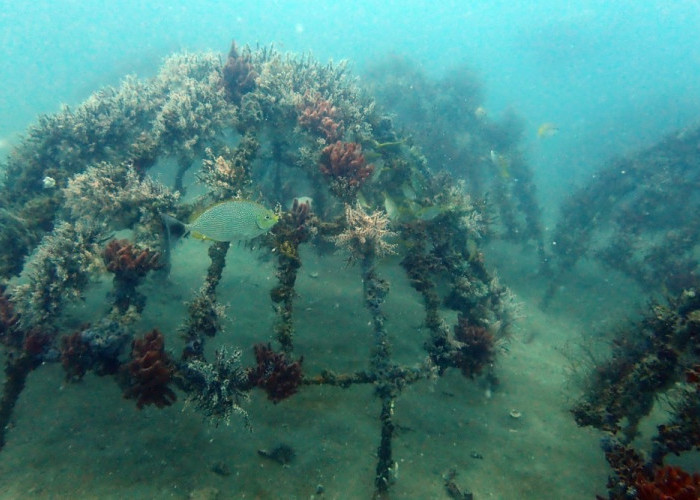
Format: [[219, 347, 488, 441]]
[[159, 214, 189, 276], [161, 213, 188, 240]]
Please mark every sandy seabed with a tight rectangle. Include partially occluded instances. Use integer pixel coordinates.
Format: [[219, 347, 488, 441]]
[[0, 239, 692, 499]]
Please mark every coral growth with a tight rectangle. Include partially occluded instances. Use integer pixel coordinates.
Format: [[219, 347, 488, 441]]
[[60, 330, 91, 381], [268, 198, 318, 351], [636, 465, 700, 500], [685, 364, 700, 387], [22, 329, 52, 358], [572, 290, 700, 440], [0, 51, 226, 282], [62, 321, 130, 380], [63, 162, 177, 233], [319, 141, 374, 201], [269, 198, 316, 269], [11, 221, 105, 328], [451, 315, 496, 378], [182, 347, 250, 426], [0, 287, 19, 343], [545, 125, 700, 303], [0, 41, 523, 497], [298, 91, 345, 142], [103, 239, 161, 281], [196, 146, 249, 197], [103, 238, 161, 314], [180, 284, 229, 348], [334, 203, 397, 262], [288, 198, 316, 239], [574, 290, 700, 498], [1, 287, 53, 359], [196, 132, 260, 200], [153, 52, 235, 160], [248, 343, 303, 403], [223, 41, 257, 104], [124, 329, 176, 409], [602, 438, 700, 499]]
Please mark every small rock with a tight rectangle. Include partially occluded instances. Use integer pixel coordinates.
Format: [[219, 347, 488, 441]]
[[188, 486, 220, 500], [210, 461, 231, 476], [258, 443, 296, 465]]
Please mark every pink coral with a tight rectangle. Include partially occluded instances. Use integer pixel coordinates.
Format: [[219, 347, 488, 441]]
[[103, 239, 161, 281], [248, 343, 303, 403], [319, 141, 374, 201], [298, 92, 345, 142], [124, 329, 176, 409], [451, 315, 495, 378], [222, 41, 257, 104]]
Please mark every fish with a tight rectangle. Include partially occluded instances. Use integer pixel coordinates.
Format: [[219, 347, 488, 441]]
[[383, 193, 399, 220], [537, 122, 559, 138], [163, 200, 278, 243], [489, 149, 512, 179], [370, 138, 405, 150]]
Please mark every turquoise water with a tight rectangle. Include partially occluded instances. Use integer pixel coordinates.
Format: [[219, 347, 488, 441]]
[[3, 1, 700, 208], [1, 2, 699, 499]]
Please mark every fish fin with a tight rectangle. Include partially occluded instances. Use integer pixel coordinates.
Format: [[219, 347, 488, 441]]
[[159, 213, 186, 277], [190, 231, 210, 241], [161, 213, 188, 240]]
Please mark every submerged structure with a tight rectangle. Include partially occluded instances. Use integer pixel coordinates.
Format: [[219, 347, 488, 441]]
[[543, 124, 700, 305], [366, 56, 545, 256], [573, 289, 700, 499], [558, 125, 700, 498], [0, 41, 517, 496]]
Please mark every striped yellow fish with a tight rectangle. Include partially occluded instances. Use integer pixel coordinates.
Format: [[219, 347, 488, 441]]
[[164, 201, 278, 242], [537, 122, 559, 138]]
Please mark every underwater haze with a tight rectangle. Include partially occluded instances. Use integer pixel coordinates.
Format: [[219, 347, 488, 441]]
[[3, 1, 700, 207], [1, 1, 700, 499]]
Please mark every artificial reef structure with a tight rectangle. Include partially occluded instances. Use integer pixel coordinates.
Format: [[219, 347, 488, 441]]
[[572, 289, 700, 499], [556, 123, 700, 498], [0, 41, 518, 497], [543, 124, 700, 306], [365, 55, 545, 257]]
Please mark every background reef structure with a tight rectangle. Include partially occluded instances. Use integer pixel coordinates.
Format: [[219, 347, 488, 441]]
[[0, 41, 517, 495], [542, 124, 700, 306], [365, 55, 545, 256], [572, 289, 700, 499]]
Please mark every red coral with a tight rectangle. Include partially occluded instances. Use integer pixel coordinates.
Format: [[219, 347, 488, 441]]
[[298, 92, 344, 142], [285, 198, 316, 244], [1, 287, 54, 358], [291, 198, 312, 229], [103, 239, 161, 281], [685, 364, 700, 388], [248, 343, 303, 403], [23, 328, 51, 357], [104, 239, 161, 313], [124, 329, 176, 409], [451, 316, 495, 378], [636, 465, 700, 500], [60, 330, 91, 381], [319, 141, 374, 201], [222, 40, 257, 104]]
